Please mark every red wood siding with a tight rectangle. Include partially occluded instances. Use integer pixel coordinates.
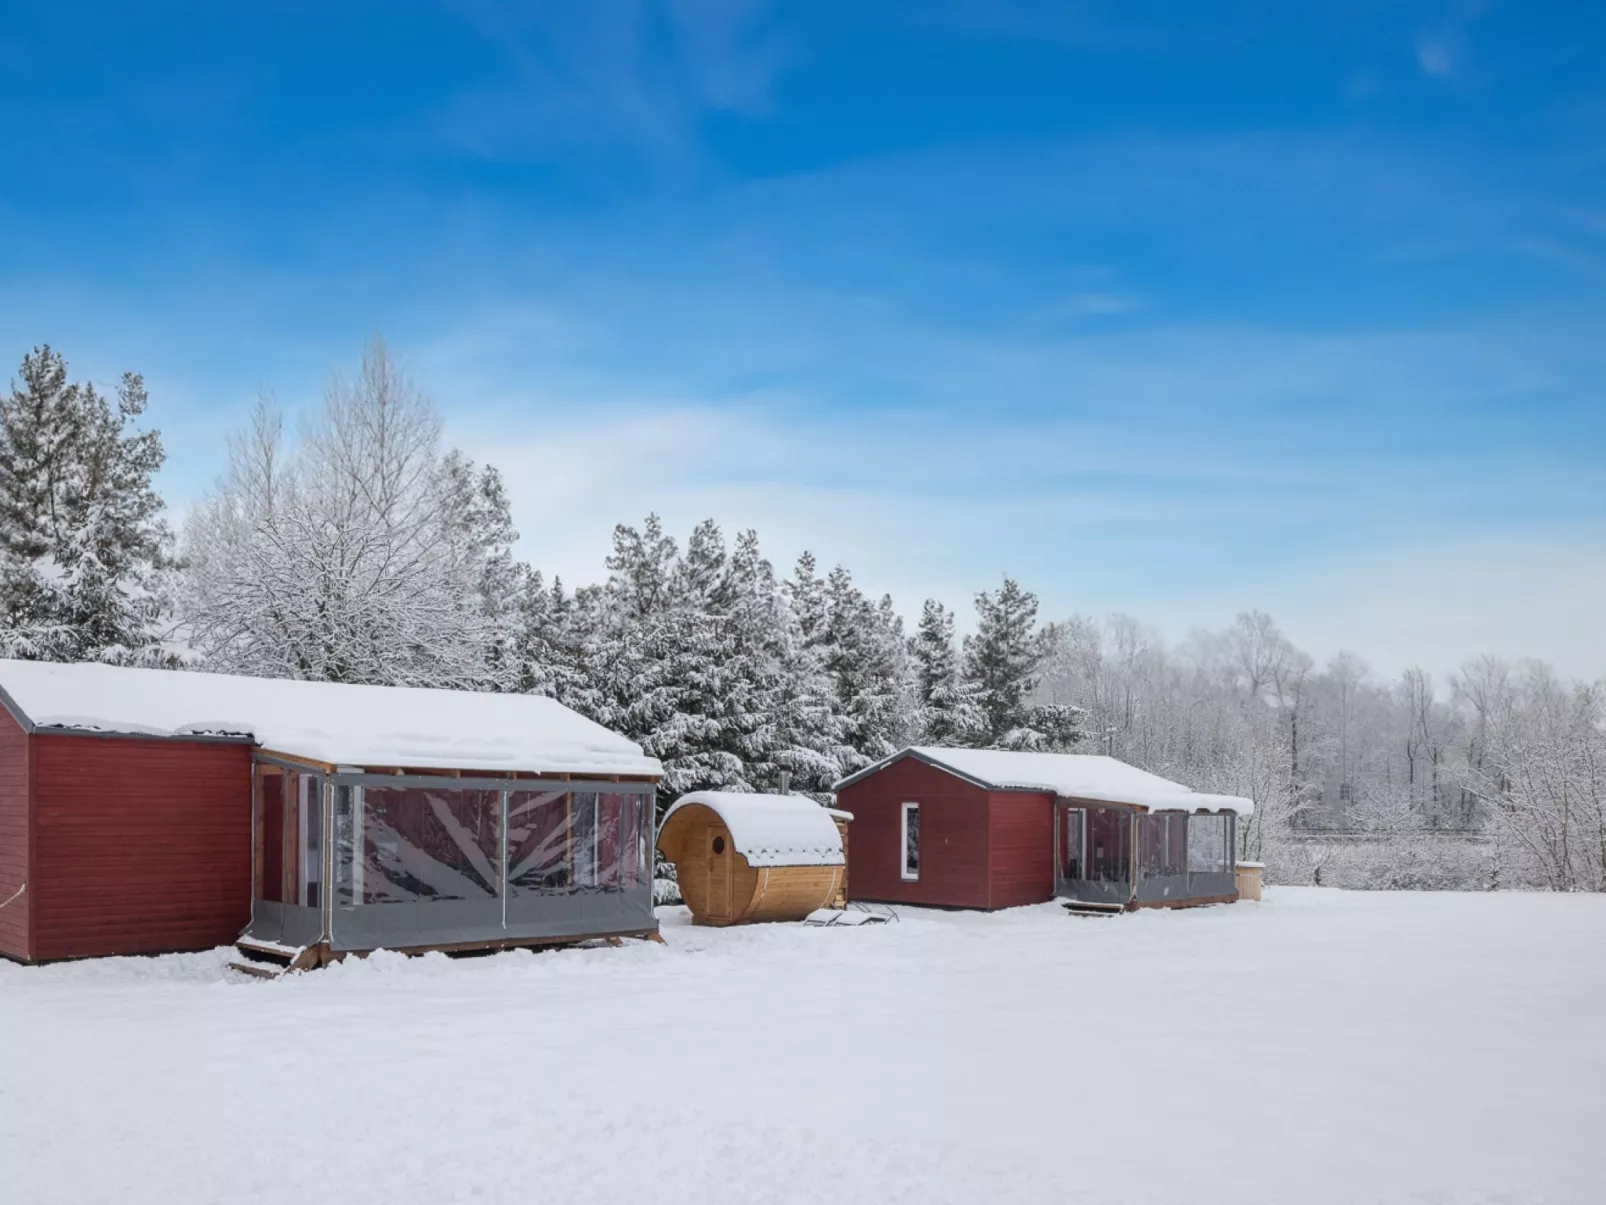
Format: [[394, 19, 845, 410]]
[[0, 706, 31, 960], [31, 735, 253, 961], [836, 756, 992, 908], [986, 790, 1055, 908]]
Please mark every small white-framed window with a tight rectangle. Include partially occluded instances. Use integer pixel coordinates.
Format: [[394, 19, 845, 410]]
[[900, 802, 920, 881]]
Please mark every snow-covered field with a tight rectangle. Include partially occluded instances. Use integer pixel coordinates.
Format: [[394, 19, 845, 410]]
[[3, 889, 1602, 1205]]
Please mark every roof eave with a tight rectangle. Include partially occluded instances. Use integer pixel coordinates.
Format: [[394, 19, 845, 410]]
[[0, 680, 35, 734], [832, 746, 1002, 794], [31, 723, 255, 746]]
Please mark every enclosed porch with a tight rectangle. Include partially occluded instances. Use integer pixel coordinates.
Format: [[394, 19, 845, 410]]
[[1054, 801, 1239, 911], [244, 757, 657, 964]]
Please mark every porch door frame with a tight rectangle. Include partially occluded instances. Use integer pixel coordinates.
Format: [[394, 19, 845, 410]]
[[1054, 803, 1088, 893]]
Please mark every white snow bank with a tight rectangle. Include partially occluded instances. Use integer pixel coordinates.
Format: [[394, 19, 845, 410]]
[[663, 792, 846, 867], [842, 746, 1253, 814], [0, 659, 660, 777], [3, 890, 1604, 1205]]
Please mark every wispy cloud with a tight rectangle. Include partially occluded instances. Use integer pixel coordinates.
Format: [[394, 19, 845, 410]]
[[428, 353, 1606, 681], [665, 0, 787, 114], [7, 2, 1601, 681], [1414, 0, 1496, 82], [908, 0, 1256, 57], [1416, 35, 1456, 78], [400, 292, 1606, 684], [434, 0, 787, 162]]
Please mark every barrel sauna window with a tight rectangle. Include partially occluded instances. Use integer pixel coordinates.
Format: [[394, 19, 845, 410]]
[[900, 802, 920, 881]]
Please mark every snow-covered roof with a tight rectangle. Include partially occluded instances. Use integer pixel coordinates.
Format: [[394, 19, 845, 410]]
[[661, 792, 847, 868], [836, 747, 1253, 815], [0, 660, 660, 778]]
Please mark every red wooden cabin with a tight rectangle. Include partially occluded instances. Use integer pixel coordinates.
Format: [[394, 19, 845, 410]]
[[0, 660, 660, 965], [834, 747, 1252, 912], [0, 704, 253, 962]]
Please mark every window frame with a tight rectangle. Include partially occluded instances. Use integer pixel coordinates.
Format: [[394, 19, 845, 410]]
[[900, 801, 920, 881], [297, 771, 324, 908], [1186, 811, 1230, 874]]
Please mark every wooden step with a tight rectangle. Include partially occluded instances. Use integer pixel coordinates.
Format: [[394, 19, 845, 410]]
[[1060, 900, 1124, 917], [233, 938, 323, 974], [228, 959, 287, 980]]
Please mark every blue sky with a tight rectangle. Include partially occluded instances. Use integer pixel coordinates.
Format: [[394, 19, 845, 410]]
[[3, 1, 1604, 678]]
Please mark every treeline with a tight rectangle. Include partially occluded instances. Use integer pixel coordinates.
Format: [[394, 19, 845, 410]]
[[3, 339, 1602, 891], [1036, 614, 1606, 891], [0, 339, 1084, 798]]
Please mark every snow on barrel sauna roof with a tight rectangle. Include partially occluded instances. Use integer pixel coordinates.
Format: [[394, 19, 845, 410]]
[[662, 792, 849, 867], [837, 746, 1253, 815], [0, 659, 661, 777]]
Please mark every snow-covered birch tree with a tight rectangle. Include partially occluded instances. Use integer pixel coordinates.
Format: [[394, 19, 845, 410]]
[[179, 336, 510, 687]]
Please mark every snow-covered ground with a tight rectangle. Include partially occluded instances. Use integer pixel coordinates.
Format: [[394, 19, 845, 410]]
[[2, 888, 1602, 1204]]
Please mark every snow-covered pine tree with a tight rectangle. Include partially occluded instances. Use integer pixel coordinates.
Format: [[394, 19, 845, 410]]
[[718, 527, 781, 782], [726, 529, 844, 796], [180, 336, 496, 687], [876, 591, 916, 735], [0, 346, 170, 663], [608, 512, 679, 621], [964, 576, 1048, 747], [557, 519, 860, 802], [912, 600, 955, 704], [910, 599, 986, 745], [786, 551, 829, 649], [657, 518, 747, 792], [510, 571, 584, 700], [439, 451, 524, 689], [822, 565, 910, 770], [1019, 701, 1086, 750], [573, 516, 745, 799]]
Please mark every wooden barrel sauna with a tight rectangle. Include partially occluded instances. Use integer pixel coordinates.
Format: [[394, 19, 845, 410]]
[[657, 792, 851, 926]]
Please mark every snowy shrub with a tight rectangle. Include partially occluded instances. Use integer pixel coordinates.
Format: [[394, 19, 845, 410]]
[[1318, 838, 1495, 892], [652, 852, 682, 905]]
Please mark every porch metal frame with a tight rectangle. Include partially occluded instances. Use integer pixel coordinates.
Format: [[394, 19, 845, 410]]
[[244, 756, 659, 954], [1053, 799, 1240, 909]]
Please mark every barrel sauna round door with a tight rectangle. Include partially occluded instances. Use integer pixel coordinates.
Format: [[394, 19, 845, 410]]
[[706, 829, 732, 921]]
